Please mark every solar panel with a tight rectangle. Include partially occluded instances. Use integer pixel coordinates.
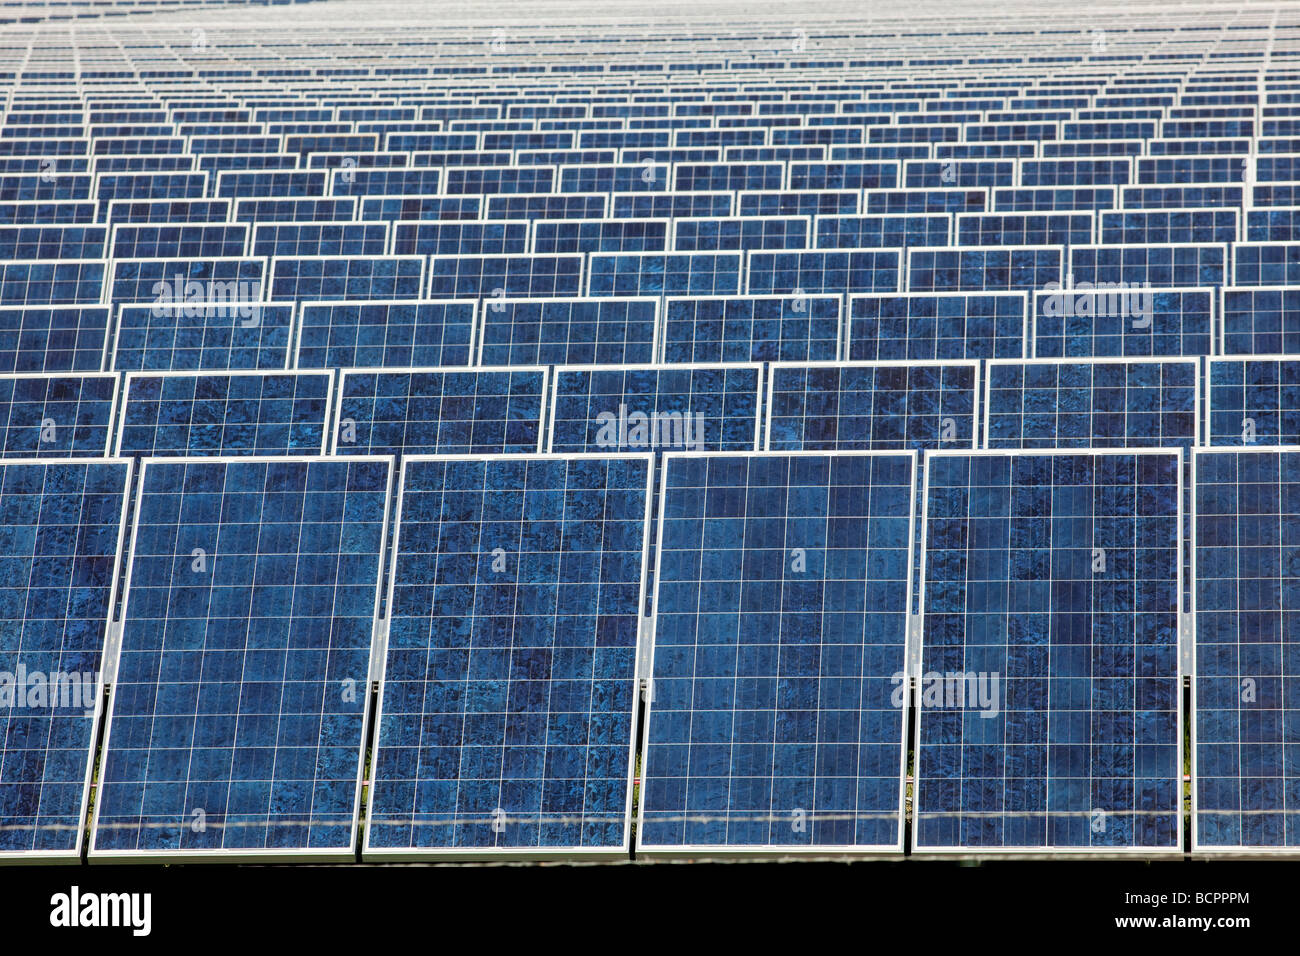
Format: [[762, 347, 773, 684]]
[[661, 294, 840, 363], [984, 359, 1198, 449], [1098, 209, 1239, 245], [814, 214, 950, 249], [0, 225, 106, 259], [766, 361, 978, 451], [746, 249, 901, 295], [115, 372, 332, 458], [393, 220, 529, 256], [0, 306, 109, 373], [588, 252, 741, 296], [296, 299, 475, 369], [429, 253, 584, 299], [1033, 287, 1215, 358], [113, 302, 292, 372], [1192, 447, 1300, 849], [109, 257, 265, 306], [0, 374, 116, 457], [1068, 244, 1228, 288], [531, 218, 667, 254], [269, 256, 424, 303], [848, 292, 1028, 361], [334, 367, 547, 456], [252, 222, 389, 258], [0, 458, 130, 858], [1222, 286, 1300, 355], [671, 216, 810, 251], [907, 246, 1063, 293], [478, 297, 658, 366], [1233, 242, 1300, 286], [548, 364, 761, 453], [1, 261, 105, 307], [914, 449, 1182, 852], [92, 456, 391, 859], [1205, 357, 1300, 446], [638, 450, 915, 855], [365, 453, 651, 859], [955, 212, 1093, 247]]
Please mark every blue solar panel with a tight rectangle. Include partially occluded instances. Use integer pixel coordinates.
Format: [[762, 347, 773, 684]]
[[639, 451, 915, 854], [1069, 244, 1227, 288], [113, 302, 291, 372], [1233, 242, 1300, 286], [907, 247, 1062, 293], [549, 364, 761, 453], [429, 254, 583, 299], [746, 250, 901, 295], [392, 220, 528, 256], [109, 258, 264, 306], [93, 456, 391, 859], [991, 186, 1113, 212], [848, 292, 1027, 361], [1, 261, 104, 306], [738, 190, 857, 217], [955, 213, 1092, 246], [1222, 286, 1300, 354], [296, 299, 475, 369], [0, 306, 108, 372], [1033, 287, 1214, 358], [252, 222, 388, 257], [1098, 209, 1238, 245], [672, 216, 810, 251], [116, 372, 332, 458], [1206, 358, 1300, 445], [864, 188, 986, 214], [269, 256, 423, 302], [588, 252, 740, 296], [767, 362, 978, 450], [814, 214, 950, 249], [366, 454, 651, 858], [111, 223, 247, 259], [334, 367, 546, 456], [915, 450, 1182, 851], [0, 374, 116, 457], [661, 294, 840, 363], [0, 459, 130, 858], [0, 225, 105, 259], [479, 298, 657, 366], [1193, 448, 1300, 849], [985, 359, 1198, 448]]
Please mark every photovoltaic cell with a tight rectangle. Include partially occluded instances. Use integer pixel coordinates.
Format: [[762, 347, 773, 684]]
[[478, 298, 657, 366], [92, 456, 391, 859], [746, 250, 901, 295], [639, 451, 915, 854], [766, 362, 978, 451], [661, 295, 840, 363], [848, 292, 1027, 361], [113, 303, 292, 372], [915, 450, 1182, 851], [588, 253, 741, 296], [984, 359, 1198, 449], [906, 247, 1062, 293], [1206, 358, 1300, 445], [548, 364, 761, 454], [334, 368, 547, 456], [1033, 288, 1214, 358], [116, 372, 332, 458], [1193, 448, 1300, 849], [296, 300, 475, 369], [0, 459, 130, 857], [366, 454, 651, 858], [0, 374, 116, 457], [1222, 287, 1300, 355]]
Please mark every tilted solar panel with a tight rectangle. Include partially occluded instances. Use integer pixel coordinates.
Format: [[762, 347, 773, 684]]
[[115, 372, 332, 458], [92, 456, 391, 860], [0, 459, 130, 858], [848, 292, 1028, 361], [334, 367, 547, 456], [548, 363, 761, 454], [984, 359, 1198, 449], [639, 451, 915, 855], [296, 299, 475, 370], [1033, 287, 1214, 358], [479, 297, 658, 366], [766, 361, 978, 451], [0, 373, 116, 457], [915, 450, 1182, 852], [0, 306, 109, 372], [366, 454, 651, 859], [113, 302, 293, 372], [661, 294, 841, 363]]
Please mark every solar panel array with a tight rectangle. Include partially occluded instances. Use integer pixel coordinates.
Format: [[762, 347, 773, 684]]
[[4, 0, 1300, 860]]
